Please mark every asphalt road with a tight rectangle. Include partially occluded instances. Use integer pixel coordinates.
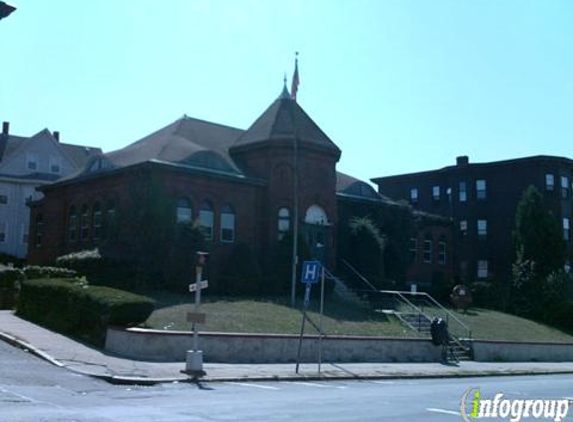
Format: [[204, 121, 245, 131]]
[[1, 341, 572, 422]]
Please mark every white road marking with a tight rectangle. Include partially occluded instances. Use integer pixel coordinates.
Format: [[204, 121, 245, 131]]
[[370, 380, 396, 385], [290, 381, 346, 389], [0, 386, 65, 409], [427, 408, 461, 416], [225, 382, 279, 390]]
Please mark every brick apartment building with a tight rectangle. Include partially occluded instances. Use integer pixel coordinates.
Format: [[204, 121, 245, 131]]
[[372, 155, 573, 284], [27, 86, 452, 288]]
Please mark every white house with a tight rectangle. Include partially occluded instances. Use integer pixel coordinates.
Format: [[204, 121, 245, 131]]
[[0, 122, 101, 258]]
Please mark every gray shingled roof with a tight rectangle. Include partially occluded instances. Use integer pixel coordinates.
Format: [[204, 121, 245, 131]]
[[232, 96, 340, 153], [105, 116, 244, 174], [336, 171, 398, 203]]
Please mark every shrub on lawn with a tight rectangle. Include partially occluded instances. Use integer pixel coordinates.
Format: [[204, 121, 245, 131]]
[[0, 252, 25, 268], [0, 265, 25, 309], [216, 243, 262, 296], [550, 301, 573, 332], [17, 278, 154, 345], [23, 265, 77, 280], [55, 249, 136, 289]]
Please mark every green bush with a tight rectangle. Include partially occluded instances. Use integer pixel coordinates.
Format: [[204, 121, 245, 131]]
[[55, 249, 136, 289], [217, 243, 262, 296], [17, 278, 154, 345], [23, 265, 77, 280], [0, 265, 25, 309], [0, 253, 25, 268], [551, 301, 573, 332]]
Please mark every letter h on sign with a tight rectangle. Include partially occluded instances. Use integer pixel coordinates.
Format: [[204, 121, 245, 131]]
[[301, 261, 321, 284]]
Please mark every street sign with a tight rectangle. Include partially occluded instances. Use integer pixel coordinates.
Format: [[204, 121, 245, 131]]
[[186, 312, 206, 324], [189, 280, 209, 292], [301, 261, 321, 284]]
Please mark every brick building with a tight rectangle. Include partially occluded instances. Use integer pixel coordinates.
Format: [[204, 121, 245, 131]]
[[372, 155, 573, 284], [28, 86, 453, 289]]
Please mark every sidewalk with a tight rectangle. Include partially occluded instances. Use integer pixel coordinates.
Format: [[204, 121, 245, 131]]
[[1, 310, 573, 385]]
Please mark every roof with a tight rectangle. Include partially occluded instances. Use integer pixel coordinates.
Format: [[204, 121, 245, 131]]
[[336, 172, 402, 205], [232, 95, 340, 154], [105, 116, 244, 174], [59, 143, 102, 168], [372, 155, 573, 184]]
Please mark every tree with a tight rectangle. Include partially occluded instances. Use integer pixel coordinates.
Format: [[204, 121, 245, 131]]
[[341, 217, 386, 289], [513, 185, 566, 279], [511, 186, 567, 318]]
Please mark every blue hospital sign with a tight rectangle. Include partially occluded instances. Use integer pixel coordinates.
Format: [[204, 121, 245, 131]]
[[301, 261, 321, 284]]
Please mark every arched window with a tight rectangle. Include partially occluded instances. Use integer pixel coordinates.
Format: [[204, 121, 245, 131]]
[[104, 199, 116, 239], [80, 205, 89, 241], [176, 198, 193, 223], [68, 206, 77, 243], [304, 205, 328, 225], [278, 207, 290, 240], [220, 205, 235, 243], [35, 213, 43, 247], [92, 202, 102, 240], [199, 200, 214, 240]]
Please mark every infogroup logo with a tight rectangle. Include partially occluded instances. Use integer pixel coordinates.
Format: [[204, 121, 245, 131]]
[[460, 388, 570, 422]]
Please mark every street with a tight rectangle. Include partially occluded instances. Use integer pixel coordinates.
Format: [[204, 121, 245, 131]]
[[0, 341, 572, 422]]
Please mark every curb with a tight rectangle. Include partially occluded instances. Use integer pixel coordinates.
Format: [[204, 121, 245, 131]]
[[2, 330, 573, 385]]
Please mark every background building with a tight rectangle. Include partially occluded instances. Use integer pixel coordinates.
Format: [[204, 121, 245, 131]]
[[0, 122, 100, 258], [372, 155, 573, 284]]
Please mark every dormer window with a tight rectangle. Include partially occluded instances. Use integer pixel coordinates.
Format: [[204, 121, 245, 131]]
[[26, 153, 38, 170]]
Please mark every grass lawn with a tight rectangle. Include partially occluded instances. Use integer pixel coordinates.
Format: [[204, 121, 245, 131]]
[[141, 291, 573, 342], [143, 291, 414, 337]]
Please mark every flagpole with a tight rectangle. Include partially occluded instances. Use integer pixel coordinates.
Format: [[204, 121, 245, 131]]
[[290, 52, 300, 308]]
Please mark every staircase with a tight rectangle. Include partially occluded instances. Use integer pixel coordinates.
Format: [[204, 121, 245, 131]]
[[337, 259, 474, 361]]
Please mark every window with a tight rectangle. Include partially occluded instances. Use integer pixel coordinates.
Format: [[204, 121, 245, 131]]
[[35, 214, 43, 247], [410, 188, 418, 204], [220, 205, 235, 243], [546, 173, 555, 191], [438, 239, 446, 265], [26, 153, 38, 170], [80, 205, 89, 241], [278, 207, 290, 240], [176, 198, 192, 223], [21, 224, 28, 245], [199, 200, 214, 240], [458, 181, 467, 202], [105, 200, 116, 238], [477, 260, 488, 279], [476, 180, 487, 200], [564, 218, 570, 242], [562, 176, 569, 199], [0, 222, 6, 243], [459, 220, 468, 236], [92, 202, 102, 240], [49, 156, 61, 174], [432, 186, 440, 201], [68, 206, 77, 243], [409, 238, 418, 263], [423, 236, 432, 263], [0, 194, 7, 205], [477, 219, 487, 237]]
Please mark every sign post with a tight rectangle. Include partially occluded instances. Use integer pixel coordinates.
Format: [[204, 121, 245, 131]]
[[318, 264, 325, 374], [184, 251, 209, 377], [295, 260, 321, 374]]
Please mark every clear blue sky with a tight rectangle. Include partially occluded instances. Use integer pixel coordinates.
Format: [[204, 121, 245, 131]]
[[2, 1, 572, 182]]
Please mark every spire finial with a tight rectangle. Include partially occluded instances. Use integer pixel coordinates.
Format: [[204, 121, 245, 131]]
[[290, 52, 300, 101], [279, 72, 290, 99]]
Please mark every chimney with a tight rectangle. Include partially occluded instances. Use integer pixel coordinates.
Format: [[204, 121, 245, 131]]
[[2, 121, 9, 136], [456, 156, 469, 166], [53, 131, 60, 142]]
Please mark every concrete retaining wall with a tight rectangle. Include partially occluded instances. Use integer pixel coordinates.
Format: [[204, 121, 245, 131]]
[[473, 340, 573, 362], [105, 327, 441, 363]]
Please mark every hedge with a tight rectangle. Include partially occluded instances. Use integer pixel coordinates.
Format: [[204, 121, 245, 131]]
[[23, 265, 77, 280], [55, 249, 136, 288], [17, 278, 155, 345], [0, 265, 25, 309]]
